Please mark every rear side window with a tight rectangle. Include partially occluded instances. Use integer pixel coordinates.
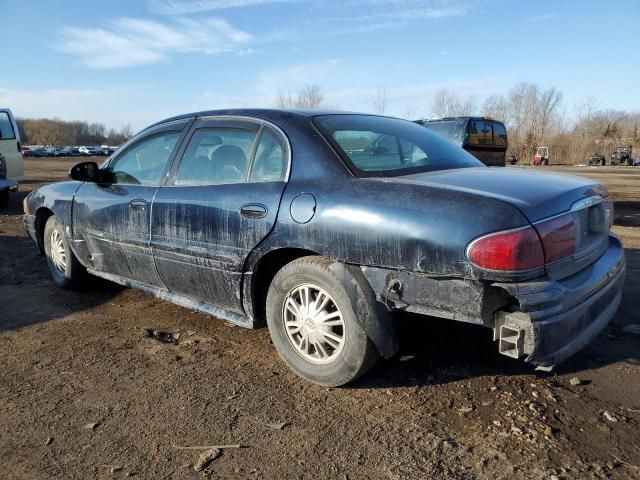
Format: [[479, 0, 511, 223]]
[[174, 128, 258, 186], [315, 114, 482, 176], [0, 112, 16, 140], [249, 128, 287, 182], [469, 120, 493, 145], [493, 122, 507, 147]]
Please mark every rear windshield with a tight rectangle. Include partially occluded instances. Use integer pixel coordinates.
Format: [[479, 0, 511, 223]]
[[314, 115, 483, 176], [0, 112, 16, 140]]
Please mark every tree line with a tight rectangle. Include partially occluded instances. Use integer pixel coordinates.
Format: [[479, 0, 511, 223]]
[[277, 82, 639, 164], [17, 118, 133, 147]]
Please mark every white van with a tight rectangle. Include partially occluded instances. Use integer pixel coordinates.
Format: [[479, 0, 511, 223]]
[[0, 109, 23, 180], [0, 109, 21, 207]]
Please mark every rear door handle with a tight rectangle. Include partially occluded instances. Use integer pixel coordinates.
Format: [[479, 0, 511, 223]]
[[129, 199, 148, 210], [240, 203, 267, 219]]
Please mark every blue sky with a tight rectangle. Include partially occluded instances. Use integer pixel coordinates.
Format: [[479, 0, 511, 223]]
[[2, 0, 639, 130]]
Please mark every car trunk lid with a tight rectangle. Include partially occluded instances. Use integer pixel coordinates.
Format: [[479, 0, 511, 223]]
[[396, 167, 608, 223]]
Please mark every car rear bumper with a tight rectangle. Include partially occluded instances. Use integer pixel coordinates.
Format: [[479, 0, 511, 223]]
[[495, 234, 626, 366]]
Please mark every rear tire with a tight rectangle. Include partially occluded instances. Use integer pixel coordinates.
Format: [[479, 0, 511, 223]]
[[43, 215, 87, 289], [266, 256, 380, 386]]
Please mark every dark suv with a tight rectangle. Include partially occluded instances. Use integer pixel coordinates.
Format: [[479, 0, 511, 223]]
[[416, 117, 508, 166]]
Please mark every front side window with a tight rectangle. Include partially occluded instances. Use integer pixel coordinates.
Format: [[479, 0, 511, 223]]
[[107, 131, 181, 186], [174, 127, 258, 186], [0, 112, 16, 140], [315, 115, 482, 176]]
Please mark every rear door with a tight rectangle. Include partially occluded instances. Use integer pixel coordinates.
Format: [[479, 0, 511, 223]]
[[151, 117, 290, 313], [72, 120, 191, 287]]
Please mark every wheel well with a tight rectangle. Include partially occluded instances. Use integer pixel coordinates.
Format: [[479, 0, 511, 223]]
[[251, 248, 320, 324], [35, 207, 54, 253]]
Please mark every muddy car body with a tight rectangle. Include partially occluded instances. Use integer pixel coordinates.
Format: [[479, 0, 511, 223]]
[[23, 110, 625, 385]]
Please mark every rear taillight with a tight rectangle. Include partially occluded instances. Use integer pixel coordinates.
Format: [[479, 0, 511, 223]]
[[534, 213, 576, 263], [467, 226, 544, 272]]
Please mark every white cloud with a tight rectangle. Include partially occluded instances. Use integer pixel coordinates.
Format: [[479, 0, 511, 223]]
[[527, 12, 558, 22], [259, 1, 471, 42], [150, 0, 304, 14], [57, 17, 252, 68]]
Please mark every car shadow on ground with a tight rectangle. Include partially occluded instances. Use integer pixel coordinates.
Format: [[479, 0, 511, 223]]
[[353, 247, 640, 389], [0, 232, 124, 333]]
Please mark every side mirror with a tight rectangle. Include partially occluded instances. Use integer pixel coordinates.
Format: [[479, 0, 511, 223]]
[[69, 161, 102, 182]]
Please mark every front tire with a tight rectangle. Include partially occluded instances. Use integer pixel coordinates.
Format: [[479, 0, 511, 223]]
[[266, 256, 380, 386], [43, 216, 87, 289]]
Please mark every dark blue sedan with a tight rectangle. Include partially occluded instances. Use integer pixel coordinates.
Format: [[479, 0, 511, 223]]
[[23, 110, 625, 386]]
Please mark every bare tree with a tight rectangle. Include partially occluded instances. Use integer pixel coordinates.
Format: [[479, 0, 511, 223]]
[[275, 84, 324, 109], [482, 95, 509, 122], [297, 84, 324, 109], [431, 88, 477, 117], [538, 87, 563, 142], [404, 103, 417, 120], [373, 87, 388, 115], [17, 118, 133, 146], [431, 88, 457, 117]]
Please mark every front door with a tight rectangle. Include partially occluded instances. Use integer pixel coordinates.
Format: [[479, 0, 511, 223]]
[[151, 118, 289, 312], [72, 121, 190, 287]]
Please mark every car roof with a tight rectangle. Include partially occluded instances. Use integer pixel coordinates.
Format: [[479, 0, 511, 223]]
[[146, 108, 366, 131]]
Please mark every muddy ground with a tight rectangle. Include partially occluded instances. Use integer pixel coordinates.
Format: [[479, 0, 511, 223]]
[[1, 159, 639, 479]]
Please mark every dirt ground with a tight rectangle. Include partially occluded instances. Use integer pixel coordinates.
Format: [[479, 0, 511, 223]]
[[1, 159, 639, 480]]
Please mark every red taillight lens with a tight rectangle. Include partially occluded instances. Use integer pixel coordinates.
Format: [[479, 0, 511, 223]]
[[535, 213, 576, 263], [467, 226, 544, 272]]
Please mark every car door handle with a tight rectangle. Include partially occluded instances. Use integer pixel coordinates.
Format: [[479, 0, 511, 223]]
[[129, 199, 148, 210], [240, 204, 267, 219]]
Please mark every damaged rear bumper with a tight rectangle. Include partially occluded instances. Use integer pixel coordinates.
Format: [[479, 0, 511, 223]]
[[495, 234, 625, 367]]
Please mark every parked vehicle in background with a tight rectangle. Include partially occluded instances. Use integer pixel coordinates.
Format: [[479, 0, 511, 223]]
[[24, 109, 625, 386], [533, 147, 549, 166], [416, 116, 508, 166], [507, 152, 518, 165], [611, 144, 633, 166], [99, 145, 115, 156], [0, 152, 18, 207], [589, 152, 606, 166], [0, 108, 23, 182]]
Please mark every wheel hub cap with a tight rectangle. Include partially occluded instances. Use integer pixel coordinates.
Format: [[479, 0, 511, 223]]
[[282, 284, 346, 364], [49, 230, 67, 273]]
